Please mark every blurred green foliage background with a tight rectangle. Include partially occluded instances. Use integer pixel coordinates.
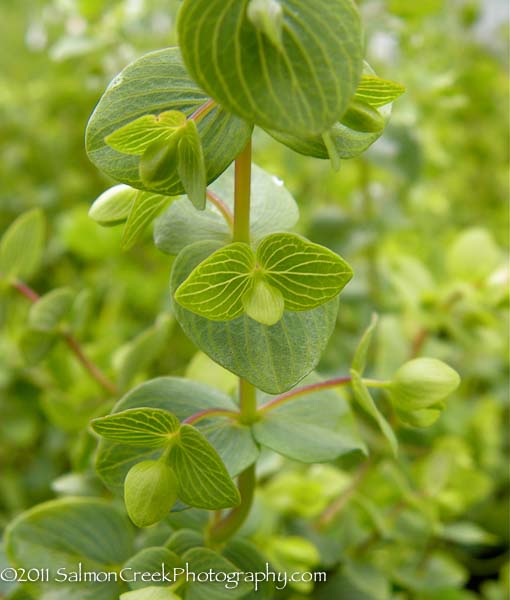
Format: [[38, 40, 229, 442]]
[[0, 1, 508, 599]]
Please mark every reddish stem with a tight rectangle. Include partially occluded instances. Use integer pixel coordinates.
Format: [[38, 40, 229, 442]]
[[189, 99, 216, 122], [183, 408, 239, 426], [206, 190, 234, 229], [258, 375, 353, 414], [9, 277, 118, 396]]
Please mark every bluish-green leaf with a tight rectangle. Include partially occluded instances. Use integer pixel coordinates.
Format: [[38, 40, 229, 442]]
[[0, 209, 45, 281], [86, 48, 252, 197], [89, 184, 137, 226], [91, 408, 181, 448], [154, 163, 299, 255], [178, 0, 363, 136], [253, 374, 366, 462], [182, 547, 253, 600], [5, 498, 134, 600], [28, 287, 74, 332], [171, 241, 339, 394], [223, 539, 275, 600]]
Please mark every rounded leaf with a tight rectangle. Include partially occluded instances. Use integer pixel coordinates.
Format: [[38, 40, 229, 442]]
[[124, 460, 179, 527], [86, 47, 252, 197], [178, 0, 363, 136]]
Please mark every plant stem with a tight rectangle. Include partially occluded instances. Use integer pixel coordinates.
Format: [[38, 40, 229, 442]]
[[233, 139, 252, 243], [239, 378, 258, 424], [9, 277, 118, 396], [182, 408, 239, 426], [208, 464, 255, 544], [209, 139, 256, 545], [189, 98, 216, 123], [258, 375, 353, 414], [206, 189, 234, 230]]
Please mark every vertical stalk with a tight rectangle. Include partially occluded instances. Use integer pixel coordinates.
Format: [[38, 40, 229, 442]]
[[233, 139, 252, 243], [209, 138, 256, 544]]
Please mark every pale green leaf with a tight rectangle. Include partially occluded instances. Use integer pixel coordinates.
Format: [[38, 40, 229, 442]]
[[171, 241, 339, 394], [354, 74, 406, 108], [182, 547, 252, 600], [174, 243, 255, 320], [259, 233, 353, 310], [242, 278, 284, 326], [0, 209, 45, 281], [89, 184, 138, 226], [86, 48, 252, 197], [95, 377, 251, 492], [154, 163, 299, 255], [105, 110, 186, 155], [28, 287, 74, 332], [91, 408, 180, 448], [350, 370, 398, 456], [247, 0, 284, 50], [170, 425, 241, 510], [5, 498, 134, 600], [340, 100, 385, 133], [352, 313, 379, 374], [177, 119, 207, 210], [178, 0, 363, 136], [121, 191, 172, 250]]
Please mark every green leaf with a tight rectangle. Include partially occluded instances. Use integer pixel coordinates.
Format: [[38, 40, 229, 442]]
[[0, 209, 45, 281], [253, 373, 366, 462], [105, 110, 186, 155], [95, 377, 254, 492], [19, 329, 58, 365], [124, 460, 179, 527], [28, 287, 74, 332], [122, 192, 172, 250], [354, 74, 406, 108], [350, 370, 398, 456], [89, 184, 138, 226], [170, 425, 241, 510], [121, 588, 181, 600], [91, 408, 181, 448], [171, 241, 339, 394], [265, 62, 393, 161], [352, 313, 378, 374], [175, 233, 352, 323], [182, 547, 253, 600], [177, 119, 207, 210], [174, 243, 255, 321], [86, 48, 252, 197], [154, 163, 299, 255], [114, 315, 173, 389], [223, 539, 275, 600], [340, 100, 385, 133], [440, 522, 498, 546], [178, 0, 363, 136], [257, 233, 353, 310], [166, 529, 204, 555], [139, 137, 181, 191], [5, 498, 134, 600]]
